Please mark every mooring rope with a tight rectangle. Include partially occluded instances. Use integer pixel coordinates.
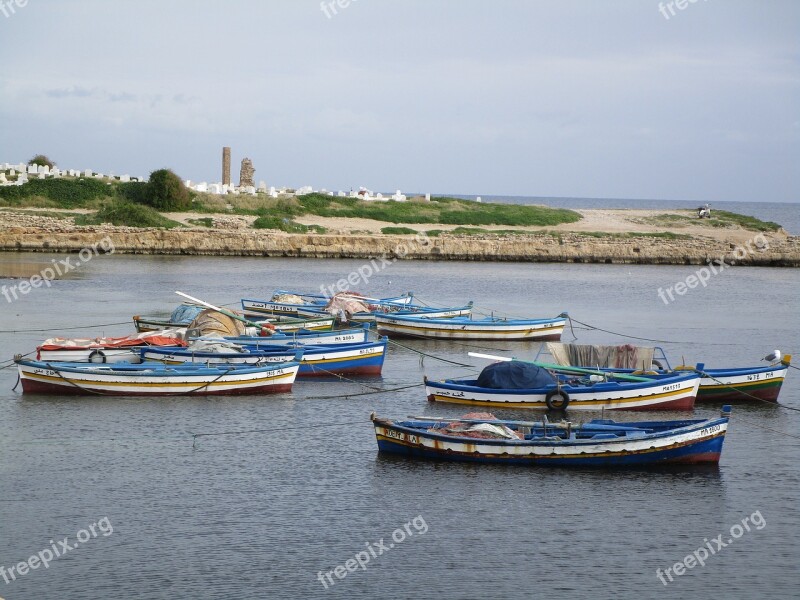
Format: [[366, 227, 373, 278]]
[[191, 419, 366, 447], [0, 321, 132, 334]]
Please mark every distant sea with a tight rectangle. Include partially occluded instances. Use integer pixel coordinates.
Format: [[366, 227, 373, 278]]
[[444, 195, 800, 235]]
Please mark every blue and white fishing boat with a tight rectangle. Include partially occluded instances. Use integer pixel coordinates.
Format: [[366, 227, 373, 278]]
[[15, 358, 300, 396], [216, 325, 371, 347], [375, 313, 567, 341], [425, 358, 700, 410], [241, 291, 414, 318], [141, 339, 388, 376], [294, 302, 474, 323], [540, 343, 793, 403], [372, 407, 732, 466]]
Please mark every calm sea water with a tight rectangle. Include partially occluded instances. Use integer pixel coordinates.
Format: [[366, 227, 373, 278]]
[[1, 254, 798, 600], [449, 195, 800, 235]]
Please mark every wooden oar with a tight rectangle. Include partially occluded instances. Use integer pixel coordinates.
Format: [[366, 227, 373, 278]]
[[468, 352, 653, 383], [176, 291, 275, 334]]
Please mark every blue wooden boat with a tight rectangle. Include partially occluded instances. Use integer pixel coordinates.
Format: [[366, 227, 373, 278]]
[[372, 407, 732, 466], [241, 291, 414, 318], [539, 343, 793, 403], [375, 313, 567, 341], [294, 302, 474, 323], [196, 325, 372, 346], [141, 339, 388, 376], [16, 358, 301, 396]]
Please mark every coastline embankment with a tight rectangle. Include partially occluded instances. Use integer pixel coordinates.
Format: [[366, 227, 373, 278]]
[[2, 225, 799, 266]]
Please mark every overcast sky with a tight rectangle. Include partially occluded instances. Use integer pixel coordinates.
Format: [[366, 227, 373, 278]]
[[1, 1, 798, 202]]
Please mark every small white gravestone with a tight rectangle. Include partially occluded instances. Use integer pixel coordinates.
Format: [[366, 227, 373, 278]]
[[327, 191, 334, 196], [195, 182, 208, 193], [84, 169, 92, 177], [244, 185, 256, 195], [476, 196, 482, 203], [184, 180, 192, 188], [8, 168, 16, 175], [18, 174, 28, 183], [27, 165, 38, 174], [38, 171, 47, 179], [222, 184, 230, 194], [425, 193, 431, 201], [53, 169, 61, 178], [120, 175, 130, 182], [209, 183, 222, 195], [94, 173, 103, 179], [38, 165, 49, 174], [257, 181, 267, 192], [375, 193, 383, 200], [0, 173, 7, 182], [337, 190, 346, 197], [269, 187, 278, 198]]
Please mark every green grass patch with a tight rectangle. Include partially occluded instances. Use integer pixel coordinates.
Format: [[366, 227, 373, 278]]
[[644, 210, 780, 232], [252, 216, 326, 234], [381, 226, 418, 235], [75, 201, 183, 228], [706, 210, 781, 232], [0, 178, 114, 208], [187, 217, 214, 228], [290, 193, 581, 227]]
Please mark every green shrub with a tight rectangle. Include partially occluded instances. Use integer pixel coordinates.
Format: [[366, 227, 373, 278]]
[[28, 154, 55, 168], [146, 169, 190, 211]]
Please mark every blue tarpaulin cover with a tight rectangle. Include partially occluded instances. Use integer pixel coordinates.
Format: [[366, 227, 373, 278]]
[[476, 361, 556, 390], [170, 304, 205, 324]]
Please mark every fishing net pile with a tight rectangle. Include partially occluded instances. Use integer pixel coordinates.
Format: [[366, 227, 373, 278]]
[[547, 343, 655, 370], [186, 309, 247, 337], [271, 293, 312, 304], [430, 412, 523, 440], [323, 292, 375, 321]]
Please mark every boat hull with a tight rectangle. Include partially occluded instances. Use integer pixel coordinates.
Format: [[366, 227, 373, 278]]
[[697, 365, 788, 403], [17, 360, 299, 396], [375, 315, 566, 341], [373, 417, 727, 466], [220, 327, 370, 347], [142, 340, 387, 377], [425, 373, 699, 411]]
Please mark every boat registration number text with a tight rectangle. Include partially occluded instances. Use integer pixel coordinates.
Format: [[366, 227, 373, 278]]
[[384, 429, 419, 444], [662, 383, 681, 392], [700, 424, 721, 436]]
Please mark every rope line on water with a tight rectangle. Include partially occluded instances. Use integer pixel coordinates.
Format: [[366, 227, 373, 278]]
[[191, 419, 366, 447], [0, 321, 132, 334]]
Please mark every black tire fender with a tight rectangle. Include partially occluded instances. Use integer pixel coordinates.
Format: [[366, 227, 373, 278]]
[[88, 349, 107, 364], [545, 389, 569, 410]]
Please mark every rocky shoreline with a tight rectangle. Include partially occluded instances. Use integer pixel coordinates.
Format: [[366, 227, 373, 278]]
[[1, 224, 799, 266]]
